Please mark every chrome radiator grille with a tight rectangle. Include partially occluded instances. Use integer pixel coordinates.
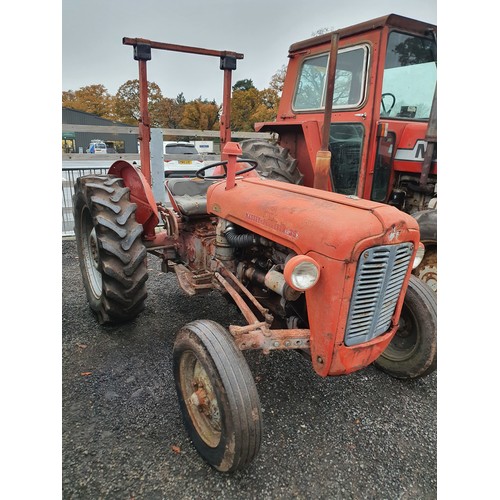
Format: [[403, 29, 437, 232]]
[[344, 243, 413, 347]]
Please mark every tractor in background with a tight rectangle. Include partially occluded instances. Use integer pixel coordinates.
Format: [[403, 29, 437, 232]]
[[244, 14, 437, 293]]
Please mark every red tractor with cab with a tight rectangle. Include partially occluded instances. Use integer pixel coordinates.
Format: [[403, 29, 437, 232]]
[[72, 14, 436, 472], [244, 13, 437, 293]]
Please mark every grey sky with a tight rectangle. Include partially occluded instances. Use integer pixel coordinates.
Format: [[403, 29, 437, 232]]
[[62, 0, 436, 103]]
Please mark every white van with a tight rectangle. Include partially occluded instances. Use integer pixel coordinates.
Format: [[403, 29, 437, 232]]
[[88, 140, 108, 154]]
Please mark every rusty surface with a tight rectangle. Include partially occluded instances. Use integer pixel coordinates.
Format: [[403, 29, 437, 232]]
[[321, 32, 339, 152], [123, 37, 242, 160], [107, 160, 158, 239], [122, 37, 243, 60], [138, 59, 151, 186], [216, 261, 272, 323], [220, 70, 234, 153], [229, 326, 311, 354], [176, 219, 217, 272], [173, 264, 214, 296], [214, 272, 260, 326], [288, 14, 436, 54]]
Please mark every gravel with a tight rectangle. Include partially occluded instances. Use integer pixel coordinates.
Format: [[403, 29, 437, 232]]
[[62, 239, 437, 499]]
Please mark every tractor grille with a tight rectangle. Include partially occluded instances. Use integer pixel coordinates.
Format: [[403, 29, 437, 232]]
[[344, 243, 413, 347]]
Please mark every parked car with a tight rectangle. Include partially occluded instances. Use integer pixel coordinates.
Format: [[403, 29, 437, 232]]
[[87, 140, 108, 154], [164, 142, 209, 178]]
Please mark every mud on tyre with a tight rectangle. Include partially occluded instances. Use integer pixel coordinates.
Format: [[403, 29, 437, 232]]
[[73, 175, 148, 325]]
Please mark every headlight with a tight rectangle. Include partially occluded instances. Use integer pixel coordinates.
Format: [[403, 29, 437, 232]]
[[412, 242, 425, 269], [284, 255, 321, 291]]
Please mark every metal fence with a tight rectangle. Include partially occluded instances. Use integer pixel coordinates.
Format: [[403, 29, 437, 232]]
[[62, 166, 109, 236]]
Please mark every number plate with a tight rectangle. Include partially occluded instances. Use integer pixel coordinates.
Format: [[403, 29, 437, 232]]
[[179, 160, 192, 165]]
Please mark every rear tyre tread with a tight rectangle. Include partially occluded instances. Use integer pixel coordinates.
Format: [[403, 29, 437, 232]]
[[240, 139, 303, 185], [73, 175, 148, 325]]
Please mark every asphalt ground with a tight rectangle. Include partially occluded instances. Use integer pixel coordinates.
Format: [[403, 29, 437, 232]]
[[62, 239, 437, 499]]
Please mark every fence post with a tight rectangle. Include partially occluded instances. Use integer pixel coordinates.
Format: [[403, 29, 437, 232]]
[[150, 128, 166, 203]]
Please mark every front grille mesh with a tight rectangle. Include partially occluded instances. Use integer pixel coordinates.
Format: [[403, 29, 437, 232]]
[[344, 243, 413, 347]]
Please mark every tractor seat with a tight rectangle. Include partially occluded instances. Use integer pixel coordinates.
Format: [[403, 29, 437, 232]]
[[165, 178, 217, 216]]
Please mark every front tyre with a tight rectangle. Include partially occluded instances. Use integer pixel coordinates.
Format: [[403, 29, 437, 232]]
[[73, 175, 148, 325], [173, 320, 262, 472], [374, 276, 437, 379]]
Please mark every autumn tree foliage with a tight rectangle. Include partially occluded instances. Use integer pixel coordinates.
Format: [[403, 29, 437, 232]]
[[230, 79, 281, 131], [180, 99, 220, 130], [62, 66, 287, 131], [62, 84, 114, 119], [113, 79, 166, 126]]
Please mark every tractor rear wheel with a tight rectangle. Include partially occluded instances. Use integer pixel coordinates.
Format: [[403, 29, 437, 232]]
[[73, 175, 148, 325], [173, 320, 262, 472], [374, 275, 437, 379], [240, 139, 303, 184]]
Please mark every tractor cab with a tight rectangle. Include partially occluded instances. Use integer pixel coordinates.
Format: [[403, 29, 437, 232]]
[[257, 14, 437, 205], [254, 14, 438, 292]]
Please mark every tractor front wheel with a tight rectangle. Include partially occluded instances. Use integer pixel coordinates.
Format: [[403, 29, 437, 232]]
[[73, 175, 148, 325], [374, 275, 437, 379], [173, 320, 262, 472]]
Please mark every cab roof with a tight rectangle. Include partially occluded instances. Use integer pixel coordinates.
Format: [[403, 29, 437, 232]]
[[289, 14, 436, 54]]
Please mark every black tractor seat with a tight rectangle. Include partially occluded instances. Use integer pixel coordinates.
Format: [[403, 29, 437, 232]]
[[165, 178, 217, 216]]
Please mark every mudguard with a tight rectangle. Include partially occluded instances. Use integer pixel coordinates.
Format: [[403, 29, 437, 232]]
[[108, 160, 159, 239]]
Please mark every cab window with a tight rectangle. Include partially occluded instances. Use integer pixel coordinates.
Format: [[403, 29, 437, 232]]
[[293, 45, 369, 111], [381, 32, 436, 120], [328, 123, 364, 195]]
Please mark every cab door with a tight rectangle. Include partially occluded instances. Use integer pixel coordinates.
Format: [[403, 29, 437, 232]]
[[325, 30, 381, 197]]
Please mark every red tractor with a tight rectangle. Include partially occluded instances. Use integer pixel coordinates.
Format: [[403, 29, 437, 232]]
[[244, 13, 437, 293], [72, 19, 436, 472]]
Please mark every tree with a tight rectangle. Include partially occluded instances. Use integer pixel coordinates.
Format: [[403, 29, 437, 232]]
[[269, 65, 287, 95], [62, 84, 114, 119], [113, 79, 165, 126], [180, 99, 220, 130], [232, 79, 255, 92], [251, 88, 280, 124]]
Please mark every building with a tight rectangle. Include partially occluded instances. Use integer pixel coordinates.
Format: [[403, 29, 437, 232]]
[[62, 108, 138, 153]]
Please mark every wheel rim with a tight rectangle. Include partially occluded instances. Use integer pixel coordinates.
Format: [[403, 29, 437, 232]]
[[81, 208, 102, 299], [382, 304, 419, 362], [179, 351, 222, 448], [417, 264, 437, 293]]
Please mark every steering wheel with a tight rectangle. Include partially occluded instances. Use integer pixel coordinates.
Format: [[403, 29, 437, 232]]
[[381, 93, 396, 116], [196, 159, 258, 179]]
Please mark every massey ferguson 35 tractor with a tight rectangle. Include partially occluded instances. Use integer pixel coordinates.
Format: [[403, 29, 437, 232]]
[[243, 14, 437, 293], [73, 24, 437, 472]]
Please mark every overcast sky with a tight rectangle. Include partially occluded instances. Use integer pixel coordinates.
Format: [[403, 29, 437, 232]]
[[62, 0, 436, 103]]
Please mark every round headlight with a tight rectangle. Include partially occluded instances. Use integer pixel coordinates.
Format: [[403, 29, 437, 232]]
[[284, 255, 321, 291], [412, 242, 425, 270]]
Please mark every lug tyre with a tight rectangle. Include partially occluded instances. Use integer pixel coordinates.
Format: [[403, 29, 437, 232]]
[[374, 275, 437, 379], [173, 320, 262, 472], [73, 175, 148, 325], [412, 209, 437, 292], [240, 139, 303, 184]]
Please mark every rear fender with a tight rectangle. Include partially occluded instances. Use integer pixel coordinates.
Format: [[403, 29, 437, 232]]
[[108, 160, 159, 239]]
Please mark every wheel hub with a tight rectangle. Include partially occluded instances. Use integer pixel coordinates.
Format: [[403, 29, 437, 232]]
[[180, 353, 222, 448], [417, 264, 437, 293]]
